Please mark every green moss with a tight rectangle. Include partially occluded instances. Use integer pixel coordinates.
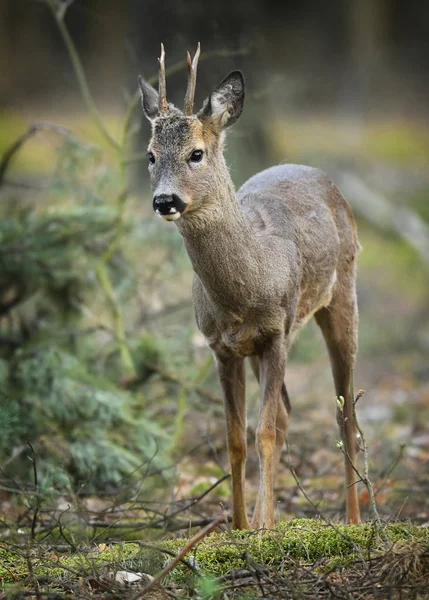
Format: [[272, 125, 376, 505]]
[[0, 547, 28, 581], [1, 520, 428, 585], [0, 542, 141, 583], [162, 519, 429, 576]]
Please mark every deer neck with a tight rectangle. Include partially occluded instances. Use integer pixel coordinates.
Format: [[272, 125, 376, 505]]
[[177, 173, 264, 312]]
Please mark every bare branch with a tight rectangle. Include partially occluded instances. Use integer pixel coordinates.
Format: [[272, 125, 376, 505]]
[[350, 389, 390, 545], [120, 358, 223, 405], [55, 0, 77, 21], [0, 121, 76, 187], [43, 0, 121, 151], [337, 171, 429, 266], [285, 446, 371, 572], [26, 441, 40, 542], [135, 515, 225, 598]]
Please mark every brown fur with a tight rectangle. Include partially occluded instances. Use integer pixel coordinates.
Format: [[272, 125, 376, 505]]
[[139, 63, 361, 529]]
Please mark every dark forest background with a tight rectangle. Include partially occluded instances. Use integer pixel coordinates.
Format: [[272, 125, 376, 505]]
[[1, 0, 429, 112]]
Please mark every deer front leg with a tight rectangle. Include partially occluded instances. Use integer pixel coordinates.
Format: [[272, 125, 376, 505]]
[[249, 356, 290, 528], [253, 335, 286, 530], [216, 354, 249, 530]]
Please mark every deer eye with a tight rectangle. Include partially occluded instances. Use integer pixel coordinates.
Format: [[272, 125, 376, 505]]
[[148, 152, 155, 165], [189, 150, 204, 163]]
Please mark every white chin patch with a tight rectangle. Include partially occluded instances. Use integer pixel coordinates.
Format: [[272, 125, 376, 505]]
[[163, 212, 181, 221], [154, 208, 182, 221]]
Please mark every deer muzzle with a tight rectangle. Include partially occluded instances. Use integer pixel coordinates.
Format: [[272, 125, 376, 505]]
[[153, 193, 187, 221]]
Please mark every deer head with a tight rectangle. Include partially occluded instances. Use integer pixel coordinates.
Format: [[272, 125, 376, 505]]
[[138, 44, 245, 221]]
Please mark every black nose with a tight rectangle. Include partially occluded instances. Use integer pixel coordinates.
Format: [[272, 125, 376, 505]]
[[153, 194, 186, 216]]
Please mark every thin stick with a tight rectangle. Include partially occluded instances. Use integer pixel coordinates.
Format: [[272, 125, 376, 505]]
[[43, 0, 120, 151], [351, 389, 389, 545], [85, 516, 227, 532], [134, 515, 225, 598], [0, 121, 77, 187], [285, 445, 371, 572], [148, 474, 230, 529], [121, 358, 223, 404], [135, 541, 199, 571], [26, 441, 39, 541]]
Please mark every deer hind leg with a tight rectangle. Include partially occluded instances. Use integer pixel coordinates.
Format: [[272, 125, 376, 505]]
[[249, 355, 290, 528], [315, 285, 361, 524], [216, 354, 249, 530]]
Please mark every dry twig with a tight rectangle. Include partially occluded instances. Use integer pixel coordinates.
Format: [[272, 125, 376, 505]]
[[134, 515, 225, 598]]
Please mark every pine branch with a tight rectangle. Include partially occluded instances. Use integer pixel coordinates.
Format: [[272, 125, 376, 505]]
[[40, 0, 135, 377], [95, 261, 136, 378]]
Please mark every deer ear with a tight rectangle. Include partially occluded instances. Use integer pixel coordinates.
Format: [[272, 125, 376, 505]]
[[198, 71, 245, 130], [138, 75, 159, 121]]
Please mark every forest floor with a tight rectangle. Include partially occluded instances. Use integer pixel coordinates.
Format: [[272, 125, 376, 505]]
[[1, 350, 428, 599]]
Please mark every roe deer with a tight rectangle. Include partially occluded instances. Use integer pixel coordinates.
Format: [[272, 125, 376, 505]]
[[138, 44, 361, 529]]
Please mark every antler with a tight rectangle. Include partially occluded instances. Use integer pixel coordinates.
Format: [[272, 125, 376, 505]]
[[158, 43, 168, 116], [184, 42, 201, 116]]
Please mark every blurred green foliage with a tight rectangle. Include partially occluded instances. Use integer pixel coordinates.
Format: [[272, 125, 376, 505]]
[[0, 134, 178, 492]]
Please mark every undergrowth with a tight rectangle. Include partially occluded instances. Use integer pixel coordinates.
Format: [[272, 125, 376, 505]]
[[1, 519, 428, 599]]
